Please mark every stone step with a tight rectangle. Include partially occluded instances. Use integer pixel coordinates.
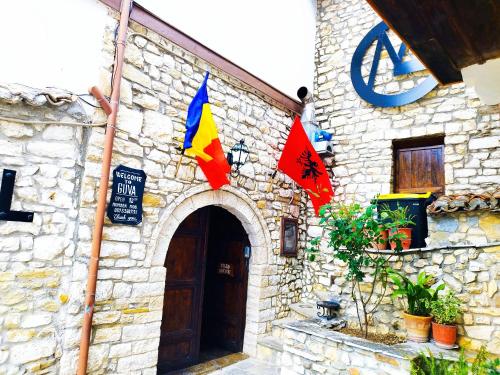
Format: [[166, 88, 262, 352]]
[[289, 302, 317, 320], [271, 318, 295, 339], [256, 335, 283, 366]]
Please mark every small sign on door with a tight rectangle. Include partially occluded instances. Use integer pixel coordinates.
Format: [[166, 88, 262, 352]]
[[107, 165, 146, 225], [217, 263, 234, 277]]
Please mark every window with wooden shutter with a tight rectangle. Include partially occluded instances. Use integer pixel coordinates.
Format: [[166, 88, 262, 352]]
[[393, 137, 444, 194]]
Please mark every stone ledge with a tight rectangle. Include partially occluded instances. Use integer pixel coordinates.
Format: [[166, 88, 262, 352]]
[[366, 241, 500, 255], [281, 319, 463, 362], [258, 336, 284, 352]]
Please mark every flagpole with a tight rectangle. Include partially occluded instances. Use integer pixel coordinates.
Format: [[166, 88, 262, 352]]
[[174, 152, 184, 178], [266, 166, 279, 193]]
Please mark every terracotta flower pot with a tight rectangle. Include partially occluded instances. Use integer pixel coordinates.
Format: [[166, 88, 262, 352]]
[[432, 322, 457, 349], [403, 312, 431, 342], [372, 228, 388, 250], [389, 228, 412, 250]]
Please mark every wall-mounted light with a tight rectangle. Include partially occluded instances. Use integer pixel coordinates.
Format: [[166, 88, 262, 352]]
[[227, 139, 249, 177]]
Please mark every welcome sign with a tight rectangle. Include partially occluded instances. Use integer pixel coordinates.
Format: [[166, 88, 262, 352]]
[[107, 165, 146, 225]]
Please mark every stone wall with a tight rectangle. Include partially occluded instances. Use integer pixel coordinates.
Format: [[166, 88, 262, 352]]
[[0, 7, 308, 374], [302, 0, 500, 355], [314, 0, 499, 207], [302, 245, 500, 355], [427, 211, 500, 247], [0, 91, 88, 373], [59, 9, 308, 374]]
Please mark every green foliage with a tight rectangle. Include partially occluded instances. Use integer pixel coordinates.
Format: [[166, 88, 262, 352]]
[[306, 203, 402, 280], [431, 291, 463, 325], [411, 346, 500, 375], [306, 202, 405, 337], [381, 203, 416, 228], [387, 269, 444, 316]]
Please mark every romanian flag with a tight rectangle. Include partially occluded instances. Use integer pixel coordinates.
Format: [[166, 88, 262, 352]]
[[183, 72, 230, 189], [278, 116, 334, 215]]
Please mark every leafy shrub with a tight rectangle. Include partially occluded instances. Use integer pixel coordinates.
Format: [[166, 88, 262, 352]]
[[307, 202, 403, 337], [431, 291, 462, 325], [387, 270, 444, 316], [411, 346, 500, 375]]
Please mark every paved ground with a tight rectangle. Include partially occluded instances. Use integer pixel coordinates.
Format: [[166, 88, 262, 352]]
[[167, 353, 280, 375], [214, 358, 280, 375]]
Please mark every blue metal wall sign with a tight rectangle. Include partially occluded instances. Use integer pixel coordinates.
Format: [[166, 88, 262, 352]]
[[351, 21, 438, 107]]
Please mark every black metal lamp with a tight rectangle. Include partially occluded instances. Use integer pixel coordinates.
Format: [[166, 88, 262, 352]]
[[227, 139, 249, 177]]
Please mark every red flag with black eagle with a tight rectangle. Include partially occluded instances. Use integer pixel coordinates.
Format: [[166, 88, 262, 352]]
[[278, 116, 334, 215]]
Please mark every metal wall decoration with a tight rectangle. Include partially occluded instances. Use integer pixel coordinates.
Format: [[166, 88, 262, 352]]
[[280, 217, 298, 257], [351, 21, 438, 107], [0, 169, 34, 222], [107, 165, 146, 225]]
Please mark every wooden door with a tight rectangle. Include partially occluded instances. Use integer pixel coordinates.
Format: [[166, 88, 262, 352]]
[[201, 207, 249, 352], [157, 208, 209, 373], [395, 144, 444, 194]]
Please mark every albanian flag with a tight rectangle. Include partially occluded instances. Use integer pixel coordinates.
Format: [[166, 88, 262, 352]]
[[278, 116, 333, 215], [183, 72, 230, 189]]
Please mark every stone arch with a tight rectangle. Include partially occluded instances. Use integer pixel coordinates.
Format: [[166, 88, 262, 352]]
[[146, 183, 273, 356]]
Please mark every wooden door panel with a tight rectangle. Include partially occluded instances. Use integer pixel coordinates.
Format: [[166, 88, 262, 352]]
[[158, 341, 191, 363], [395, 144, 444, 193], [397, 150, 412, 191], [157, 208, 209, 373], [161, 288, 194, 333], [165, 237, 198, 282]]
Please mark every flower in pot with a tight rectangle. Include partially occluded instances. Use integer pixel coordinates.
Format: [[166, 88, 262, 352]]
[[387, 270, 444, 342], [430, 291, 462, 349], [381, 204, 415, 250]]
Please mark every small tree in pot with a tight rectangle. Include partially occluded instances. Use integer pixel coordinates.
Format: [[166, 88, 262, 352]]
[[307, 203, 403, 338], [387, 270, 444, 342], [430, 291, 462, 349]]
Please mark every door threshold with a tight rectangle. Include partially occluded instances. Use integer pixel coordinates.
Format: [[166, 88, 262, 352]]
[[166, 352, 249, 375]]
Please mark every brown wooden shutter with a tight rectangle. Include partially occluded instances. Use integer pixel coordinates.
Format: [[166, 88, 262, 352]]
[[394, 144, 444, 194]]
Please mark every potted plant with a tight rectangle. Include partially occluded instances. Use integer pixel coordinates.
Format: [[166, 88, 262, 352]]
[[430, 291, 462, 349], [371, 220, 389, 250], [387, 270, 444, 342], [382, 204, 415, 250]]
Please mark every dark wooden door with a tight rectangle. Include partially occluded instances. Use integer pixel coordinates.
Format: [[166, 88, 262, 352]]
[[157, 208, 209, 373], [201, 207, 249, 353], [395, 144, 444, 194]]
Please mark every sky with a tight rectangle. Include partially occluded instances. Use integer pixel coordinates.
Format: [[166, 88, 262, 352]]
[[136, 0, 317, 99]]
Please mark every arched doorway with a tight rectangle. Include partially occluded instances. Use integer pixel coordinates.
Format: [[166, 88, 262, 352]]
[[157, 206, 250, 373]]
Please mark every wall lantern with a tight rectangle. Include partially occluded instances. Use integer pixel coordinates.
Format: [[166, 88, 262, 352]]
[[227, 139, 249, 177]]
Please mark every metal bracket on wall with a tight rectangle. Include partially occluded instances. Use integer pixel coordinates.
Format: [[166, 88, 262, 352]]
[[0, 169, 34, 222]]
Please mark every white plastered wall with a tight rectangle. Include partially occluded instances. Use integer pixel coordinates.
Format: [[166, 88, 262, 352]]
[[0, 0, 109, 93]]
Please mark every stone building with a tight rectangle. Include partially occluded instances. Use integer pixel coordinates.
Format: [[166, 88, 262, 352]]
[[0, 0, 498, 374]]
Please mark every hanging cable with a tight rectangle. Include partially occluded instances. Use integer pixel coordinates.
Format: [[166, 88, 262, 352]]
[[0, 115, 107, 127]]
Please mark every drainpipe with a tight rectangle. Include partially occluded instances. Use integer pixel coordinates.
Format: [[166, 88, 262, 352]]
[[77, 0, 133, 373]]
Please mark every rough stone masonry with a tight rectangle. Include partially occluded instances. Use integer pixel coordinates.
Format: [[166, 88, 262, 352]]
[[0, 9, 308, 375], [301, 0, 499, 357]]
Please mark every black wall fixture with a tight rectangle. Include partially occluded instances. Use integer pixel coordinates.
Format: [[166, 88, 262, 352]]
[[0, 169, 34, 222]]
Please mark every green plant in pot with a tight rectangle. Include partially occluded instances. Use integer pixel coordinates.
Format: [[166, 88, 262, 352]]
[[430, 291, 462, 349], [387, 269, 444, 342], [381, 204, 415, 250]]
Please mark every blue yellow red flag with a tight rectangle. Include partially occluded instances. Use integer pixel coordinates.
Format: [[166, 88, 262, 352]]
[[183, 72, 230, 189]]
